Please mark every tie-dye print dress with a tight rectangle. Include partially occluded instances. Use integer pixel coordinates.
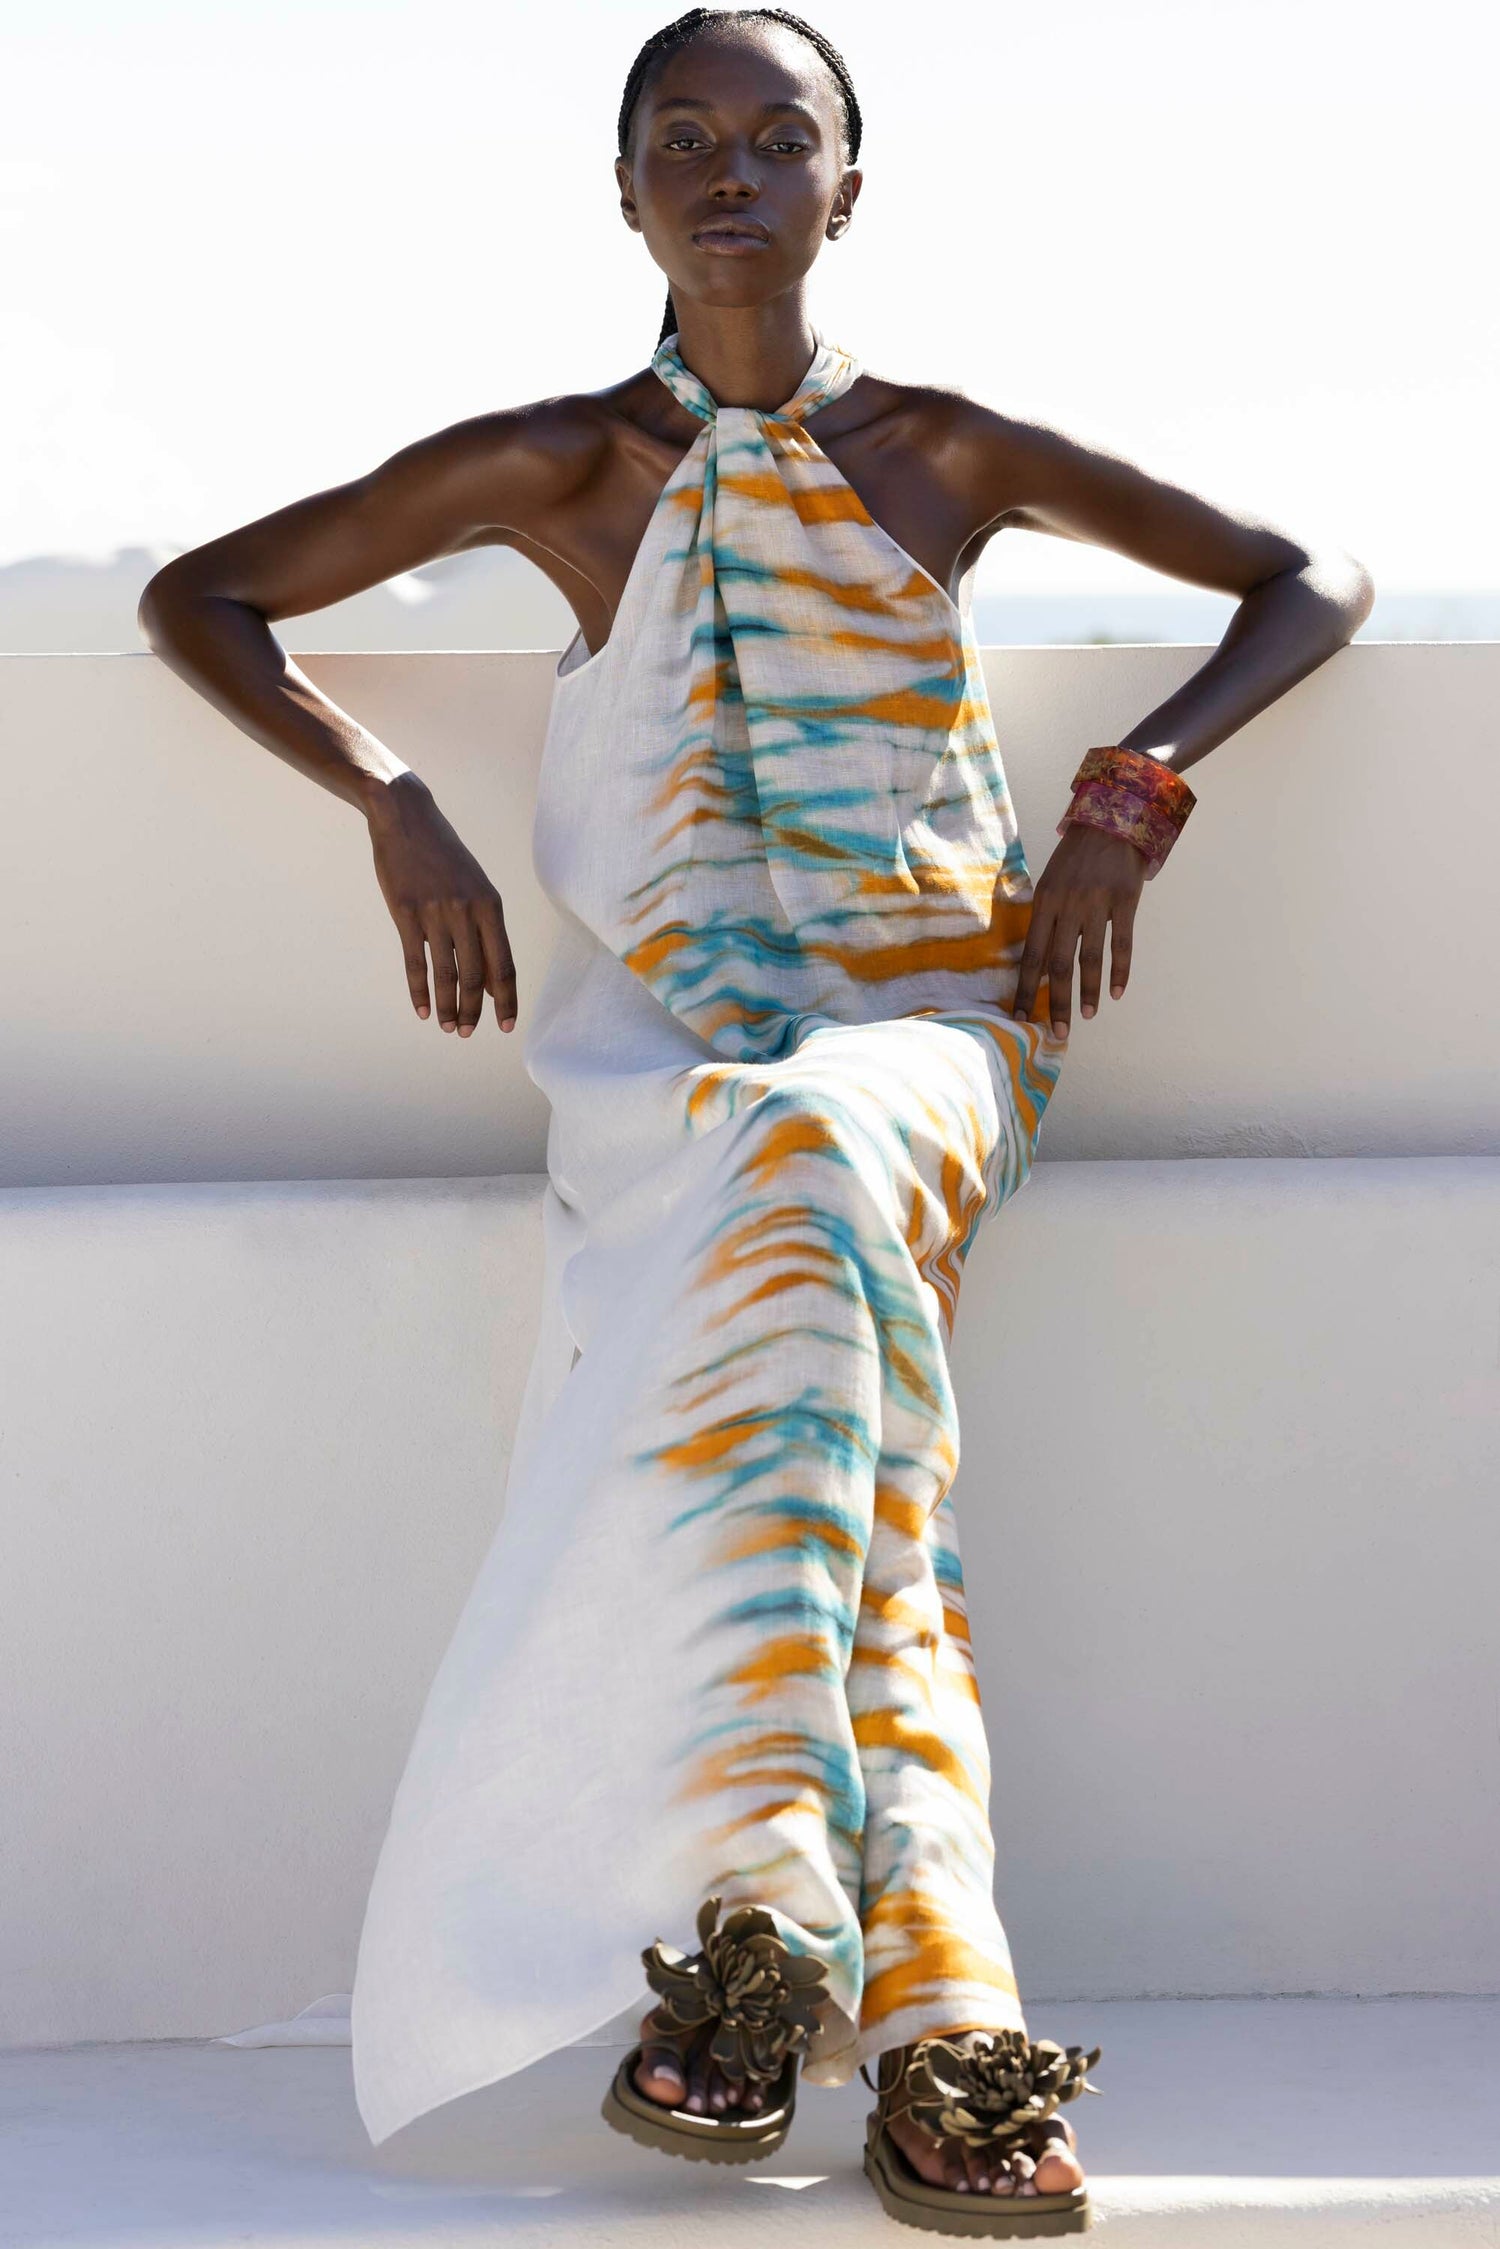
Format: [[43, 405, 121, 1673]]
[[349, 337, 1065, 2148]]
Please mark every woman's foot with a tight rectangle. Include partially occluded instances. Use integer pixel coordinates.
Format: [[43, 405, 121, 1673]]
[[631, 2007, 772, 2118], [884, 2033, 1087, 2199]]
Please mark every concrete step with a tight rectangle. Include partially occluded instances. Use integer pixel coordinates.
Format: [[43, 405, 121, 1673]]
[[5, 1164, 1500, 2052], [4, 1999, 1497, 2244]]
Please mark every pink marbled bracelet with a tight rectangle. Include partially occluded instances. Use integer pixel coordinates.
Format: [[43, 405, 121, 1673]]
[[1057, 744, 1197, 879]]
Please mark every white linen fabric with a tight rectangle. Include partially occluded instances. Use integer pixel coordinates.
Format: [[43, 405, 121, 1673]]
[[348, 337, 1064, 2147]]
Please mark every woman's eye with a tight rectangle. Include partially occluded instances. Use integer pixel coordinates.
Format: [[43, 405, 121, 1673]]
[[664, 134, 705, 151], [766, 139, 807, 155]]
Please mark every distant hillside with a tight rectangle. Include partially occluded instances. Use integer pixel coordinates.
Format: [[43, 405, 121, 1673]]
[[0, 546, 574, 654], [2, 546, 1496, 652]]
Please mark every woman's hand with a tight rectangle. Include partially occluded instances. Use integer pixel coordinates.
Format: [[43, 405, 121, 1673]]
[[363, 773, 517, 1035], [1014, 825, 1147, 1038]]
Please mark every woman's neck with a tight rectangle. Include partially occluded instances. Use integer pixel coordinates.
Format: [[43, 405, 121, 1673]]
[[668, 296, 819, 412]]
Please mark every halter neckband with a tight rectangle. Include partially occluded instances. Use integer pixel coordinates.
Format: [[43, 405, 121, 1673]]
[[650, 332, 862, 426]]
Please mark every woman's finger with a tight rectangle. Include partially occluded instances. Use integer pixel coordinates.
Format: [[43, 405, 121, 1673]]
[[395, 909, 430, 1019], [1109, 892, 1138, 999], [477, 896, 518, 1030], [1015, 900, 1055, 1022], [1077, 895, 1110, 1018], [450, 913, 487, 1038], [427, 923, 460, 1031], [1047, 915, 1081, 1038]]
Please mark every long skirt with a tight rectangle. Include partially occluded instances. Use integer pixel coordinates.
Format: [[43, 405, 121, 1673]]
[[350, 931, 1051, 2148]]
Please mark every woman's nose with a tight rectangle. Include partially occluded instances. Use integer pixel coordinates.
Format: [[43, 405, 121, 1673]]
[[706, 148, 761, 200]]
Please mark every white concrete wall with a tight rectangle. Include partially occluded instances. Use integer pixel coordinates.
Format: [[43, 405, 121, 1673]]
[[3, 1158, 1496, 2047], [4, 644, 1496, 1188], [0, 1178, 543, 2049], [4, 642, 1496, 2052]]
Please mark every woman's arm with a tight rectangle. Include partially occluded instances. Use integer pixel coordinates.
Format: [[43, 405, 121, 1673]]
[[137, 407, 598, 1035], [951, 409, 1374, 1036]]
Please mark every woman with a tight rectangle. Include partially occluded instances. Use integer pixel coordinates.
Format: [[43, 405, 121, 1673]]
[[140, 8, 1371, 2234]]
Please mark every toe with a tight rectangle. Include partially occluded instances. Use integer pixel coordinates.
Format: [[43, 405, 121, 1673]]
[[684, 2041, 713, 2115], [1034, 2143, 1085, 2194], [632, 2048, 687, 2106], [961, 2143, 991, 2194], [633, 2009, 695, 2107], [1032, 2117, 1085, 2194]]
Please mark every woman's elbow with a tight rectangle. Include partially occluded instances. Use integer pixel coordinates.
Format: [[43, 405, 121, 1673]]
[[1318, 547, 1376, 637], [137, 552, 222, 651], [1341, 551, 1376, 632], [136, 556, 188, 648]]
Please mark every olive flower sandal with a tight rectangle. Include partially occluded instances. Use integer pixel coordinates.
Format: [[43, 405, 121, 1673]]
[[862, 2030, 1102, 2237], [601, 1894, 831, 2164]]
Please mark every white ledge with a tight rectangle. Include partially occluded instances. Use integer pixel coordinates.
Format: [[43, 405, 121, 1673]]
[[6, 1999, 1498, 2245], [2, 643, 1495, 1185]]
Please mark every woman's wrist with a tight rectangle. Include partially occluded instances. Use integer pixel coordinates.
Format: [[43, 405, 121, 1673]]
[[1056, 744, 1196, 880], [358, 765, 431, 823], [1114, 736, 1184, 773]]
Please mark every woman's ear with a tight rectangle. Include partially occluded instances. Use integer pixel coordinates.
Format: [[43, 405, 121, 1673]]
[[826, 168, 862, 242], [616, 157, 642, 235]]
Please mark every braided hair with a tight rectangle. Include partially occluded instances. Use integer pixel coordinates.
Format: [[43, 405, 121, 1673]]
[[617, 8, 863, 347]]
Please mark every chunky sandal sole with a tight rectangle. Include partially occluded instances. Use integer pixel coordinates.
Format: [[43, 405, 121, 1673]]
[[601, 2045, 797, 2164], [864, 2119, 1092, 2237]]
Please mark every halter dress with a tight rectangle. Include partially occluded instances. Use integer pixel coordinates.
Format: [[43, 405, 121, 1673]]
[[349, 335, 1065, 2148]]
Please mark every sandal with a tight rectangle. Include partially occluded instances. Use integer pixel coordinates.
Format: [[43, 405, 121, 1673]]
[[862, 2029, 1101, 2237], [601, 1893, 829, 2164]]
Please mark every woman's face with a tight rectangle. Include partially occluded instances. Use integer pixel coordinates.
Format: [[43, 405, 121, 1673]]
[[617, 26, 859, 318]]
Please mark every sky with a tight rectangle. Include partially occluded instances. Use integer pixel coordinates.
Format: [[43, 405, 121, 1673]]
[[3, 0, 1495, 596]]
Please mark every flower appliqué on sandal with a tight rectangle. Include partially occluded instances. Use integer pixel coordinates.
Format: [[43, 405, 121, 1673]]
[[904, 2028, 1101, 2153], [643, 1894, 829, 2086]]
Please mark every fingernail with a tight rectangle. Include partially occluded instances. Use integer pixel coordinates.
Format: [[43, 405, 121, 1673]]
[[458, 1025, 472, 1038], [1110, 984, 1124, 999], [686, 2093, 705, 2113], [1052, 1021, 1068, 1039], [417, 1006, 429, 1018], [500, 1017, 516, 1032], [1081, 1002, 1095, 1018]]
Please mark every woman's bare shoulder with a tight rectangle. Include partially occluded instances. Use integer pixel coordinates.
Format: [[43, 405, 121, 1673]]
[[849, 368, 1310, 580], [377, 376, 665, 522], [843, 367, 1204, 536], [843, 369, 1095, 489]]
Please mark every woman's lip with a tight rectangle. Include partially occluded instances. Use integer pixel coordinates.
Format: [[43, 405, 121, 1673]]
[[692, 226, 771, 254]]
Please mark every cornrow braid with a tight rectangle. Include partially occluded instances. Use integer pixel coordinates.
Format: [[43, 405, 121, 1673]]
[[617, 8, 862, 347]]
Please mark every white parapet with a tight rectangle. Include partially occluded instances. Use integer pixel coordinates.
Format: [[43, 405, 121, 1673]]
[[1, 643, 1496, 1188], [1, 1157, 1495, 2049]]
